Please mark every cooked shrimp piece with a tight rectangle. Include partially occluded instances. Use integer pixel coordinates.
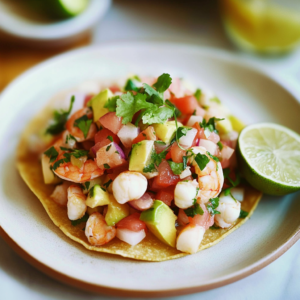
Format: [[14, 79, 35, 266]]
[[176, 224, 205, 254], [50, 181, 70, 206], [174, 180, 199, 209], [214, 193, 241, 228], [53, 152, 104, 183], [190, 146, 224, 203], [66, 108, 97, 142], [112, 171, 148, 204], [67, 185, 87, 220], [85, 212, 116, 246]]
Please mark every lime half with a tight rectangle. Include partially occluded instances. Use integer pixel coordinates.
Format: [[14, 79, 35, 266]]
[[237, 123, 300, 196]]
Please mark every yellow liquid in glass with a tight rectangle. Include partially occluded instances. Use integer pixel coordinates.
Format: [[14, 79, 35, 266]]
[[220, 0, 300, 54]]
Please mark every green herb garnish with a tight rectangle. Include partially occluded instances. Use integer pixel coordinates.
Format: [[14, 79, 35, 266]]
[[45, 95, 75, 135], [74, 115, 93, 139], [44, 146, 58, 163], [71, 213, 89, 226]]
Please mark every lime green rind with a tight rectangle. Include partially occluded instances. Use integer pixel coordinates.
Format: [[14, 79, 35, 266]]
[[238, 123, 300, 196]]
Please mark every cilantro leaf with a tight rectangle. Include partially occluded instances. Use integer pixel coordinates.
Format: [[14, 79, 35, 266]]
[[206, 197, 220, 216], [151, 150, 168, 167], [210, 224, 220, 230], [124, 79, 140, 92], [116, 92, 154, 124], [107, 135, 113, 142], [200, 117, 224, 134], [194, 153, 210, 171], [142, 106, 174, 124], [217, 141, 223, 150], [167, 160, 184, 175], [71, 213, 89, 226], [65, 134, 76, 144], [239, 210, 249, 219], [143, 163, 156, 173], [74, 115, 93, 139], [103, 163, 110, 169], [104, 96, 119, 112], [84, 182, 90, 190], [45, 96, 75, 135], [223, 168, 241, 187], [143, 83, 162, 98], [153, 73, 172, 93], [44, 146, 58, 163], [103, 179, 112, 189], [194, 89, 201, 101], [59, 148, 89, 158], [184, 203, 204, 218], [182, 156, 188, 170]]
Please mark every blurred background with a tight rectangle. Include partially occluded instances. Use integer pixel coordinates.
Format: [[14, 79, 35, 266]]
[[1, 0, 300, 299], [1, 0, 300, 92]]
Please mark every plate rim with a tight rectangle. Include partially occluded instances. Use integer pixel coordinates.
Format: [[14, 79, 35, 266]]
[[0, 42, 300, 296], [1, 226, 299, 297]]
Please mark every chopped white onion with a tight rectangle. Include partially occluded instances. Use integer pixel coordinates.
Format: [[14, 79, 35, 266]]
[[179, 166, 192, 179], [186, 115, 203, 127], [199, 139, 217, 155], [116, 229, 146, 246], [231, 187, 244, 202], [179, 128, 197, 147], [117, 123, 140, 148], [221, 145, 234, 161]]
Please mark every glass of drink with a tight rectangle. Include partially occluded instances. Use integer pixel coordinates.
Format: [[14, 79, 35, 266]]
[[220, 0, 300, 54]]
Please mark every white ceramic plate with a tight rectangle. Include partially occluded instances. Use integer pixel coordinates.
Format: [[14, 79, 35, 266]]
[[0, 0, 111, 46], [0, 43, 299, 297]]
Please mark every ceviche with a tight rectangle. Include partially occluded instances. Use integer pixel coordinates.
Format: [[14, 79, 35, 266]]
[[17, 73, 261, 261]]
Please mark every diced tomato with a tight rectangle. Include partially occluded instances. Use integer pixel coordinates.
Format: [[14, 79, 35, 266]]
[[156, 187, 174, 206], [170, 95, 201, 115], [165, 151, 172, 160], [170, 143, 186, 163], [94, 128, 120, 144], [188, 204, 214, 230], [107, 162, 129, 180], [99, 112, 123, 135], [132, 126, 157, 144], [109, 85, 121, 94], [95, 142, 126, 170], [116, 213, 147, 232], [154, 160, 180, 188], [81, 140, 95, 150], [83, 94, 94, 107]]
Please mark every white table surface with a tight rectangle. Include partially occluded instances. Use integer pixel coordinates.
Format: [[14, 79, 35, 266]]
[[1, 1, 300, 299]]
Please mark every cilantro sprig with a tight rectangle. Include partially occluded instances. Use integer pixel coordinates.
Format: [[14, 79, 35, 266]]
[[167, 160, 184, 175], [45, 96, 75, 135], [184, 188, 203, 217], [52, 148, 89, 170], [200, 117, 224, 137], [239, 210, 249, 219], [206, 197, 220, 216], [44, 146, 58, 163], [74, 115, 93, 139]]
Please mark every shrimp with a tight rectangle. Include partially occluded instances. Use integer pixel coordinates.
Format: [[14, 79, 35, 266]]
[[67, 185, 87, 220], [191, 146, 224, 203], [66, 108, 97, 142], [53, 152, 104, 183], [50, 181, 70, 206], [50, 137, 103, 183], [85, 212, 116, 246]]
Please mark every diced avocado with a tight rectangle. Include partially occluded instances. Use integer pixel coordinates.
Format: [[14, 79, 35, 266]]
[[153, 121, 183, 144], [129, 140, 155, 173], [216, 118, 233, 134], [88, 88, 114, 122], [140, 200, 177, 248], [41, 154, 62, 184], [82, 176, 104, 194], [105, 195, 130, 226], [86, 185, 110, 208], [228, 115, 245, 133]]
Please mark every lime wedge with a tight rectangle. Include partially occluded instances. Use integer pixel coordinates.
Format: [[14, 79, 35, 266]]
[[237, 123, 300, 195], [43, 0, 89, 19]]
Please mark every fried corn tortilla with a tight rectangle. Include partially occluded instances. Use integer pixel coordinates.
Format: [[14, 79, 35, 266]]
[[16, 97, 262, 262]]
